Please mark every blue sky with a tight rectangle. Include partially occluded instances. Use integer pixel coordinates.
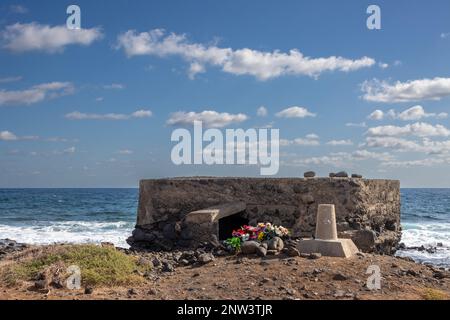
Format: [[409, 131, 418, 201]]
[[1, 0, 450, 187]]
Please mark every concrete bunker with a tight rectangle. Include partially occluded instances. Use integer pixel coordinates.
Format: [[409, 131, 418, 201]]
[[129, 177, 402, 254], [184, 202, 247, 243]]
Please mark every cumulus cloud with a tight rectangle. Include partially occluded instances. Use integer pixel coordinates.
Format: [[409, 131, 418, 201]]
[[103, 83, 125, 90], [0, 130, 18, 141], [166, 110, 248, 128], [367, 122, 450, 137], [0, 76, 22, 83], [1, 22, 103, 53], [346, 122, 367, 128], [361, 78, 450, 102], [327, 139, 353, 146], [275, 106, 316, 118], [365, 136, 450, 155], [65, 109, 152, 120], [257, 106, 268, 117], [393, 105, 447, 121], [368, 106, 447, 121], [368, 110, 384, 120], [116, 29, 375, 80], [288, 149, 393, 167], [9, 5, 28, 14], [0, 82, 74, 106], [381, 158, 446, 168], [280, 134, 320, 146]]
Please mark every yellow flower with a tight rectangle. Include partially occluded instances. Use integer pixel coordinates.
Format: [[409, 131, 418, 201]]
[[258, 232, 265, 241]]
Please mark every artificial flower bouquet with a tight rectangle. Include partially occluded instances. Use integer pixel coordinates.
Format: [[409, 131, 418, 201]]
[[224, 222, 290, 252]]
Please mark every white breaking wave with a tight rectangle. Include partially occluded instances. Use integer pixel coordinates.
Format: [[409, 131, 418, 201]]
[[396, 222, 450, 267], [0, 220, 134, 248]]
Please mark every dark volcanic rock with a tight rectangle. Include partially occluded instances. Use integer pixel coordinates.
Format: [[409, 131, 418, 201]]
[[0, 239, 27, 258], [335, 171, 349, 178], [304, 171, 316, 178], [352, 230, 377, 252]]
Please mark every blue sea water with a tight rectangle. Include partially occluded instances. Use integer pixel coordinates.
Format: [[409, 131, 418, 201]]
[[396, 189, 450, 267], [0, 189, 137, 248], [0, 188, 449, 266]]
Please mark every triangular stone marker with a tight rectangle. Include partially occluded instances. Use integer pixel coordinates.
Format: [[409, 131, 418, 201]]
[[298, 204, 359, 258]]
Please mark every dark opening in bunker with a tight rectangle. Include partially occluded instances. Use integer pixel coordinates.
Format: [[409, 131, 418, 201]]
[[218, 212, 249, 240]]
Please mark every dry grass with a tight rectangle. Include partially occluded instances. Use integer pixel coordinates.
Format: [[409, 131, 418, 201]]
[[0, 244, 150, 287], [421, 288, 450, 300]]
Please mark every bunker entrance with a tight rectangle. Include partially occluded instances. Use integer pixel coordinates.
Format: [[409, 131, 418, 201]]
[[218, 211, 248, 240]]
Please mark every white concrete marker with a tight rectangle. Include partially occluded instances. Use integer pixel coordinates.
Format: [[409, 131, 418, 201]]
[[298, 204, 359, 258]]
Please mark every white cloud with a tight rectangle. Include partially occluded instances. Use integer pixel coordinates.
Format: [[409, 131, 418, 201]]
[[1, 22, 103, 53], [367, 106, 447, 122], [305, 133, 319, 140], [361, 78, 450, 102], [256, 106, 268, 117], [65, 109, 152, 120], [275, 106, 316, 118], [281, 134, 320, 146], [103, 83, 125, 90], [116, 29, 375, 80], [381, 158, 445, 168], [287, 149, 393, 167], [346, 122, 367, 128], [131, 109, 153, 118], [364, 136, 422, 152], [367, 122, 450, 137], [378, 62, 389, 69], [365, 136, 450, 155], [54, 146, 76, 155], [0, 82, 74, 106], [9, 5, 28, 14], [327, 139, 353, 146], [368, 110, 384, 120], [64, 146, 76, 154], [166, 110, 248, 128], [0, 130, 18, 141], [393, 105, 447, 121], [0, 76, 22, 83]]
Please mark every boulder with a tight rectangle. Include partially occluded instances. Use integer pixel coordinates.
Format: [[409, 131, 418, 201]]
[[241, 241, 260, 254], [287, 247, 300, 257], [351, 174, 363, 179], [268, 237, 284, 251], [335, 171, 349, 178], [352, 230, 376, 252], [256, 246, 267, 257], [198, 253, 215, 264], [304, 171, 316, 178], [132, 228, 156, 242]]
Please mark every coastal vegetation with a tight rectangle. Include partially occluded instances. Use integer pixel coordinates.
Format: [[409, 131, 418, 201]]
[[0, 244, 150, 287]]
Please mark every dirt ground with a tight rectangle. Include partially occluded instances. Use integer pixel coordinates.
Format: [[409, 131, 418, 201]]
[[1, 251, 449, 300]]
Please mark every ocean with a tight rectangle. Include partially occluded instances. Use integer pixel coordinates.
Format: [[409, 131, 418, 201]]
[[0, 188, 449, 266]]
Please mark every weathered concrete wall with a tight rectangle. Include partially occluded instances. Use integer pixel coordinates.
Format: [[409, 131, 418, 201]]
[[128, 177, 401, 254]]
